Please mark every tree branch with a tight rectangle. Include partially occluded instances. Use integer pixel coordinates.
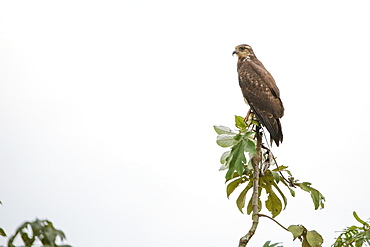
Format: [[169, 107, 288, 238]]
[[239, 127, 262, 247]]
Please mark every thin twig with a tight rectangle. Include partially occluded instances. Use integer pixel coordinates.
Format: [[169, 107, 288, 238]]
[[258, 214, 290, 232], [239, 127, 262, 247]]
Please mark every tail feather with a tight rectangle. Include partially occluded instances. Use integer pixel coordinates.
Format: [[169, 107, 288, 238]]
[[253, 111, 283, 146]]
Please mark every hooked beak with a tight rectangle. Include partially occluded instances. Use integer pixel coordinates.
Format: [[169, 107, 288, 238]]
[[232, 51, 237, 56]]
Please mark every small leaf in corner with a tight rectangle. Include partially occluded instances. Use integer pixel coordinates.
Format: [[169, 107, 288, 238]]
[[0, 228, 6, 237]]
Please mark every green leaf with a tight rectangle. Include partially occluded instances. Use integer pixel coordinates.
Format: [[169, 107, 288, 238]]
[[219, 150, 231, 170], [310, 189, 320, 210], [263, 241, 272, 247], [213, 125, 236, 135], [306, 230, 323, 247], [235, 181, 254, 213], [225, 172, 242, 183], [288, 225, 305, 240], [302, 236, 311, 247], [245, 139, 256, 155], [216, 134, 237, 147], [271, 181, 287, 210], [265, 190, 282, 218], [43, 227, 57, 244], [313, 188, 325, 209], [55, 229, 67, 240], [251, 119, 260, 126], [261, 171, 284, 217], [221, 130, 256, 180], [233, 146, 246, 176], [225, 154, 235, 180], [236, 186, 249, 213], [30, 220, 42, 233], [298, 182, 311, 192], [272, 165, 289, 172], [21, 232, 33, 246], [298, 182, 325, 210], [288, 187, 295, 197], [226, 178, 242, 198], [225, 139, 247, 180], [263, 241, 283, 247], [353, 211, 370, 228], [220, 150, 231, 164], [0, 228, 6, 237], [271, 171, 280, 183], [271, 243, 283, 247], [235, 115, 247, 130]]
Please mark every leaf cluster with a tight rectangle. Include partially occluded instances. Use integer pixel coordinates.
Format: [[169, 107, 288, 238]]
[[332, 212, 370, 247], [6, 219, 71, 247], [215, 115, 325, 247], [288, 225, 323, 247], [226, 168, 290, 218], [296, 182, 325, 210], [214, 116, 255, 180], [214, 116, 325, 218]]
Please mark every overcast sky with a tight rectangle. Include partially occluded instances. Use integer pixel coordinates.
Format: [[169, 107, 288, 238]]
[[1, 0, 370, 246]]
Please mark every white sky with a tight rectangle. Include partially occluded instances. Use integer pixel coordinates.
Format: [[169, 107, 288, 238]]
[[1, 0, 370, 246]]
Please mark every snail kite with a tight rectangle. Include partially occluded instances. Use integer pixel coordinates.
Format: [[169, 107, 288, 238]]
[[233, 44, 284, 146]]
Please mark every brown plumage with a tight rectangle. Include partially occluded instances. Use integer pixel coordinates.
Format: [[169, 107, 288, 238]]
[[233, 44, 284, 146]]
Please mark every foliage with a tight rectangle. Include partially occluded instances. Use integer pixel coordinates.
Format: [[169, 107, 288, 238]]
[[214, 115, 325, 247], [288, 225, 323, 247], [2, 219, 71, 247], [0, 229, 5, 238], [215, 115, 370, 247], [214, 115, 325, 218], [332, 212, 370, 247], [262, 240, 283, 247]]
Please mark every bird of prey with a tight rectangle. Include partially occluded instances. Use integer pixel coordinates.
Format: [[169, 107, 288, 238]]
[[233, 44, 284, 146]]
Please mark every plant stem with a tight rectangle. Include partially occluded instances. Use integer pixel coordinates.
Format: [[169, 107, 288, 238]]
[[258, 214, 290, 232], [239, 127, 262, 247]]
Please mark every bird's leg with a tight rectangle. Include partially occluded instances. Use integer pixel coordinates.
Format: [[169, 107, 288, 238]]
[[261, 144, 270, 152], [244, 109, 251, 124]]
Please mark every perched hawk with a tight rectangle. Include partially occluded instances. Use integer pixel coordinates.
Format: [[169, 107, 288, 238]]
[[233, 44, 284, 146]]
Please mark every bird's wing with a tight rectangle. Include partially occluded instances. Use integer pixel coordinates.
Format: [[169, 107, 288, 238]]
[[238, 61, 284, 118]]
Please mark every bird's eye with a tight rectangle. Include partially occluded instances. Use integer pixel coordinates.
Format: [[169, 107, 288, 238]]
[[239, 47, 246, 51]]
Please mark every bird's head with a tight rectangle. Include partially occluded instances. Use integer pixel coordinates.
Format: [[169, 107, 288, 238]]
[[232, 44, 254, 59]]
